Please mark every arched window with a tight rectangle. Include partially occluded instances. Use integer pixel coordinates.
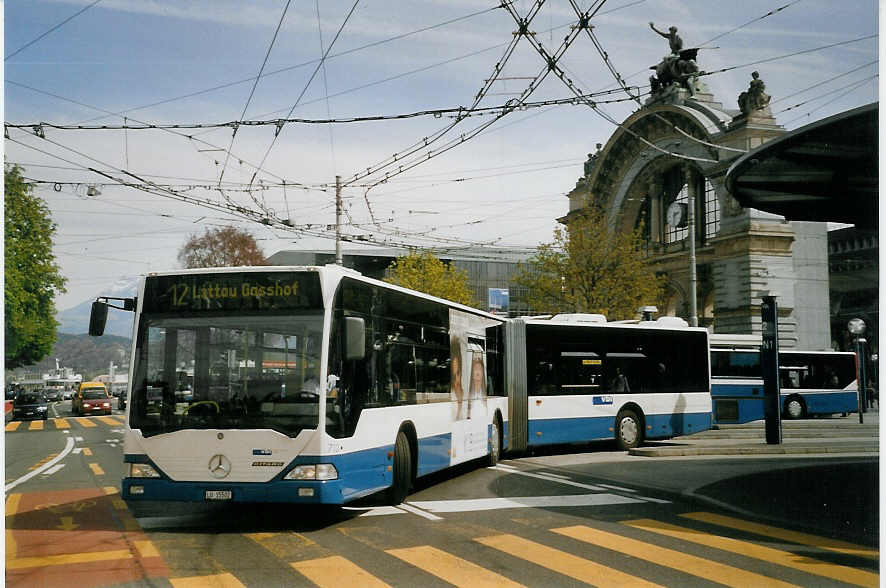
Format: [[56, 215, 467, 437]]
[[660, 166, 719, 244]]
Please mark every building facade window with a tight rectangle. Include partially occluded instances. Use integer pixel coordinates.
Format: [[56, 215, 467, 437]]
[[703, 178, 719, 242]]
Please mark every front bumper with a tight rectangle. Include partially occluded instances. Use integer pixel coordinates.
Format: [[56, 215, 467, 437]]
[[121, 476, 369, 505]]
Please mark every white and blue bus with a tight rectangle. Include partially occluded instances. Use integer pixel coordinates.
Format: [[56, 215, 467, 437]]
[[89, 265, 711, 506], [505, 315, 712, 452], [710, 334, 858, 424]]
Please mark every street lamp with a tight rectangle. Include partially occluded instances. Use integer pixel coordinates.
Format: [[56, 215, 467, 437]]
[[848, 318, 867, 422]]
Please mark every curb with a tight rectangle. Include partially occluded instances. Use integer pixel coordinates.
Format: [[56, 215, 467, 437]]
[[629, 444, 879, 457]]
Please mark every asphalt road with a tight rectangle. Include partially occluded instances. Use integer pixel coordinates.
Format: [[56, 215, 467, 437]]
[[4, 402, 880, 587]]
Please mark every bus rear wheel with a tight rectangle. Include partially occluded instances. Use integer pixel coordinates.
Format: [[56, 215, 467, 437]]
[[387, 431, 412, 505], [615, 409, 642, 450], [784, 396, 806, 419]]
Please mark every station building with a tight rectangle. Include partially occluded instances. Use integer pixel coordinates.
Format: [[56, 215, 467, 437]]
[[563, 73, 834, 350]]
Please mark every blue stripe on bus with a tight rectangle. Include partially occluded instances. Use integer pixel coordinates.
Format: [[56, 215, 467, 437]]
[[527, 412, 712, 446]]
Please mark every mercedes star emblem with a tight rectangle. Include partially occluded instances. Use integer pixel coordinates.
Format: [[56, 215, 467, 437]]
[[208, 454, 232, 479]]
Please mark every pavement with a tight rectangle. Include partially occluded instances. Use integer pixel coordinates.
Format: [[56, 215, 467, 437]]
[[628, 408, 880, 546], [632, 408, 880, 457]]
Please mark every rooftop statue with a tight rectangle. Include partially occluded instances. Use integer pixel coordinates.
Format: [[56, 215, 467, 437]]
[[647, 22, 700, 101], [737, 71, 771, 115]]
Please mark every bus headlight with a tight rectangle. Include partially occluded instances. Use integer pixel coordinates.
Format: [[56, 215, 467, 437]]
[[128, 463, 161, 478], [285, 464, 338, 480]]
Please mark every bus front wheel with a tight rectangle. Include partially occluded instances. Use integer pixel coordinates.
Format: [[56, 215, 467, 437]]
[[387, 431, 412, 505], [615, 409, 643, 450]]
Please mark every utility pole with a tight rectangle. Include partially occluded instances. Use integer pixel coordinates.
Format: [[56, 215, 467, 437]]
[[335, 175, 343, 265], [685, 164, 698, 327]]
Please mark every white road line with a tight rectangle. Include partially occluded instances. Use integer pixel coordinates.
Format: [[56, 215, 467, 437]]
[[537, 472, 571, 480], [491, 466, 607, 491], [342, 506, 406, 517], [409, 493, 644, 513], [42, 464, 66, 476], [399, 502, 444, 521], [5, 436, 75, 494], [494, 463, 517, 470], [597, 483, 637, 493]]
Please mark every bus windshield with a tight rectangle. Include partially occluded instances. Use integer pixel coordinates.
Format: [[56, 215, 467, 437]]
[[130, 314, 325, 437]]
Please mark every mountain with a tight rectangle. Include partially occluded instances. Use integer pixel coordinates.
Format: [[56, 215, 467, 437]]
[[7, 332, 131, 381], [57, 276, 139, 337]]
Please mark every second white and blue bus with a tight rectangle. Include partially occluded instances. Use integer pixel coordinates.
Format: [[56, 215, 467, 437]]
[[710, 334, 858, 424]]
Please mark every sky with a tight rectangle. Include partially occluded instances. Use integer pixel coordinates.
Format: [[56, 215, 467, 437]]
[[3, 0, 880, 311]]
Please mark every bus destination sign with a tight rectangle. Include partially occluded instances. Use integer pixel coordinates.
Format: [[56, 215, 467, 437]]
[[144, 272, 323, 313]]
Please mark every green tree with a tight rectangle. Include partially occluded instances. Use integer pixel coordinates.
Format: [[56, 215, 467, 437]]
[[515, 204, 663, 319], [177, 225, 267, 268], [5, 165, 67, 369], [384, 250, 476, 307]]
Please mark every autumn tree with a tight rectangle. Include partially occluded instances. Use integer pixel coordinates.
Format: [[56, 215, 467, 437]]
[[384, 250, 476, 307], [515, 204, 663, 320], [177, 225, 267, 269], [5, 164, 67, 368]]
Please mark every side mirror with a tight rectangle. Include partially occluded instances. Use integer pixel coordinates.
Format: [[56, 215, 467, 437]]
[[344, 316, 365, 360], [89, 301, 109, 336]]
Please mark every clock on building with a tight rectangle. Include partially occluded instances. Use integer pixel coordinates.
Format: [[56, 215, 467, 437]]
[[666, 201, 688, 228]]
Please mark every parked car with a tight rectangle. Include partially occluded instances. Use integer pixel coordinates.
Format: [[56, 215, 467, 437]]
[[13, 391, 49, 420], [72, 381, 112, 416]]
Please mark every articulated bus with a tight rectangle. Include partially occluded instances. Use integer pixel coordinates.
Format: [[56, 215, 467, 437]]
[[89, 265, 711, 507], [709, 334, 858, 424]]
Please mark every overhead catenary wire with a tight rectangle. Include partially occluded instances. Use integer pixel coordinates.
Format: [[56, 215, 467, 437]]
[[5, 0, 104, 61], [70, 4, 505, 126], [249, 0, 360, 189], [5, 87, 640, 132], [218, 0, 293, 191]]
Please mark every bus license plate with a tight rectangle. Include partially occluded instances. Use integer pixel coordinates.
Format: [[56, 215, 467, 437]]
[[205, 490, 232, 500]]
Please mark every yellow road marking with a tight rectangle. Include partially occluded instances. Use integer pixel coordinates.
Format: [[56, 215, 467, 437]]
[[53, 417, 70, 429], [389, 545, 525, 588], [553, 525, 801, 588], [97, 416, 122, 426], [89, 462, 105, 476], [102, 486, 118, 495], [6, 493, 22, 560], [7, 549, 133, 569], [5, 421, 21, 431], [629, 518, 880, 588], [28, 420, 44, 431], [134, 540, 160, 558], [75, 417, 97, 428], [82, 447, 93, 456], [292, 555, 391, 588], [28, 453, 58, 470], [475, 534, 662, 588], [170, 572, 246, 588], [681, 512, 879, 560]]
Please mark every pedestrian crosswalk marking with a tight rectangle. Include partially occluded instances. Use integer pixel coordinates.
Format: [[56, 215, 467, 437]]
[[74, 417, 97, 427], [292, 555, 391, 588], [53, 418, 70, 429], [626, 518, 879, 588], [681, 511, 879, 560], [475, 533, 663, 588], [89, 463, 105, 476], [552, 525, 802, 588], [5, 421, 21, 432], [169, 572, 246, 588], [98, 416, 123, 426], [7, 548, 133, 570], [388, 544, 525, 588], [28, 420, 44, 431]]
